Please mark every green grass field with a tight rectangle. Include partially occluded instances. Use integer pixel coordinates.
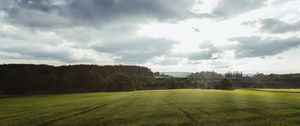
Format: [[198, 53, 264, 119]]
[[0, 89, 300, 126]]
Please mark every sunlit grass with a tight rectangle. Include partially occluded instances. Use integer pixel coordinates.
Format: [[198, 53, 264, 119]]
[[255, 89, 300, 92], [0, 89, 299, 126]]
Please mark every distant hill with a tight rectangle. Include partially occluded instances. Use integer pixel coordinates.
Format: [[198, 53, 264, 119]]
[[160, 72, 192, 78]]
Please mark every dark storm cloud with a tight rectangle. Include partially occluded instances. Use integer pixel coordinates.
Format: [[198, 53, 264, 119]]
[[0, 43, 75, 63], [14, 0, 62, 12], [259, 18, 300, 34], [199, 0, 267, 19], [66, 0, 193, 21], [230, 36, 300, 58], [1, 0, 269, 28], [4, 8, 70, 28], [0, 0, 192, 64], [213, 0, 267, 18], [0, 0, 68, 28], [92, 38, 176, 63], [2, 0, 194, 28]]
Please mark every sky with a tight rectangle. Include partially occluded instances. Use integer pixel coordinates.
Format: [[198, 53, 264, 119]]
[[0, 0, 300, 74]]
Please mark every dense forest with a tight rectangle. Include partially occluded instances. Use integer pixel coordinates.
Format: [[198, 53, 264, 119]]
[[0, 64, 299, 94], [0, 64, 153, 94]]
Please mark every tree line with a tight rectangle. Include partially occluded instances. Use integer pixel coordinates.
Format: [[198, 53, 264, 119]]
[[1, 64, 299, 95], [0, 64, 238, 94], [0, 64, 153, 94]]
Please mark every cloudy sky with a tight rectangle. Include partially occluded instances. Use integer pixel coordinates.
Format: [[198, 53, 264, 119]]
[[0, 0, 300, 73]]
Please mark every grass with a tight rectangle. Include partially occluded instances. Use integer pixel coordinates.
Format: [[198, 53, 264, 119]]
[[0, 89, 300, 126]]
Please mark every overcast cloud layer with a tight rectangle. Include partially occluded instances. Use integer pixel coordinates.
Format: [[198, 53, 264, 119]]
[[0, 0, 300, 73]]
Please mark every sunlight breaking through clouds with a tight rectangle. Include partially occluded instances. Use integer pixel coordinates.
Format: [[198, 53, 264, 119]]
[[0, 0, 300, 73]]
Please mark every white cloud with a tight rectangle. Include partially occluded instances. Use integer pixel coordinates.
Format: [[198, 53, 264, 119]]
[[0, 0, 300, 73]]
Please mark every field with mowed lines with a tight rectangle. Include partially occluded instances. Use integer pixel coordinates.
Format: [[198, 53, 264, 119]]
[[0, 89, 300, 126]]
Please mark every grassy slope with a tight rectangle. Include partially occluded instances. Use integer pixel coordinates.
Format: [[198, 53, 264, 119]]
[[0, 89, 299, 126]]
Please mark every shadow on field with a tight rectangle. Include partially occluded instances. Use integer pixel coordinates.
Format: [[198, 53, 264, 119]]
[[161, 99, 198, 126], [248, 89, 300, 94], [0, 95, 27, 99], [39, 92, 135, 126]]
